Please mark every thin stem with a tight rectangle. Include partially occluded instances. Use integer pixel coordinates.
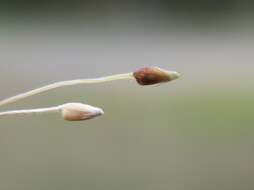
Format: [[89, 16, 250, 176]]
[[0, 73, 133, 107], [0, 106, 60, 117]]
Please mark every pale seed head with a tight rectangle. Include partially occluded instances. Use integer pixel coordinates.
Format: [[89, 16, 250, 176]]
[[133, 67, 180, 85], [60, 103, 104, 121]]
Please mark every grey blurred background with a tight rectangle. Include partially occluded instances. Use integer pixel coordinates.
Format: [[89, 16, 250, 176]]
[[0, 1, 254, 190]]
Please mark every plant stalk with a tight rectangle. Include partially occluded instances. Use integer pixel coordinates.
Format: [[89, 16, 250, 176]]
[[0, 73, 133, 107]]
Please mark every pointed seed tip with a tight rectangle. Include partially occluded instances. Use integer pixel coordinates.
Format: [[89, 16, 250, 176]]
[[168, 71, 181, 80]]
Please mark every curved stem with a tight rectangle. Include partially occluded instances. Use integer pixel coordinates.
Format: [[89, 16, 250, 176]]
[[0, 106, 61, 117], [0, 73, 133, 107]]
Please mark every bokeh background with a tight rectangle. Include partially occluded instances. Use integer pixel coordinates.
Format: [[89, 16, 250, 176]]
[[0, 0, 254, 189]]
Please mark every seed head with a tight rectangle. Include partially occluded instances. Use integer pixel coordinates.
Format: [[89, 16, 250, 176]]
[[133, 67, 180, 85], [60, 103, 104, 121]]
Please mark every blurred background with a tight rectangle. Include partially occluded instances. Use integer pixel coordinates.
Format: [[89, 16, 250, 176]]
[[0, 0, 254, 189]]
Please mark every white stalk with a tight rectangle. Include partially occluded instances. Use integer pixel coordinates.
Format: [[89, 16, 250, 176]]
[[0, 106, 61, 117], [0, 73, 133, 107]]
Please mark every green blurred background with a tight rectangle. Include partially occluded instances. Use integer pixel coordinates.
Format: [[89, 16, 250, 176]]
[[0, 0, 254, 189]]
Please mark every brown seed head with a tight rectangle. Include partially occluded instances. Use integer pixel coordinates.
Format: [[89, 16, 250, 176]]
[[133, 67, 180, 85]]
